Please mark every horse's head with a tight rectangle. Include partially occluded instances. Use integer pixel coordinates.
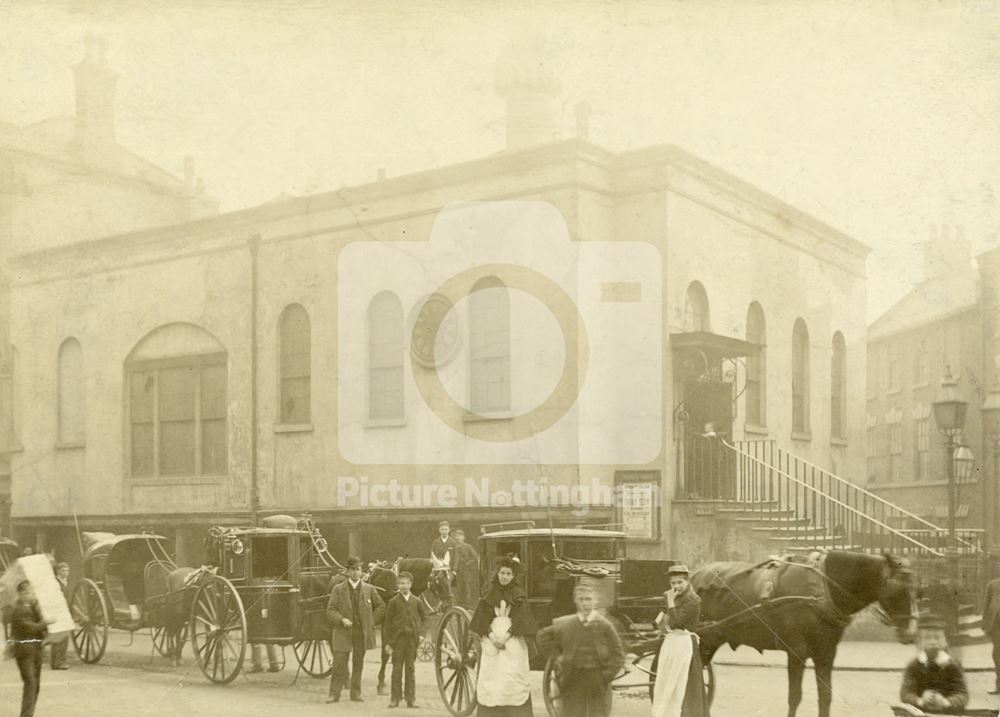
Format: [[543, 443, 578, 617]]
[[877, 554, 917, 644]]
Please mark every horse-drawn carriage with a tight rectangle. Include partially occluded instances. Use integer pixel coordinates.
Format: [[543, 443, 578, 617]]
[[433, 522, 920, 717], [69, 514, 343, 685]]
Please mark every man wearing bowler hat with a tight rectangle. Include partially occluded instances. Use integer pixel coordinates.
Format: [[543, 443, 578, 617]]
[[326, 556, 385, 703], [898, 613, 968, 714]]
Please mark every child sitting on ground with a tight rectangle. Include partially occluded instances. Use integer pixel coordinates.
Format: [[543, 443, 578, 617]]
[[897, 614, 968, 715]]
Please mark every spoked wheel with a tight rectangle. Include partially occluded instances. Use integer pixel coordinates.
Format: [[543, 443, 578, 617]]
[[189, 575, 247, 685], [542, 654, 565, 717], [70, 578, 109, 664], [292, 639, 333, 678], [151, 623, 187, 661], [418, 635, 434, 662], [435, 606, 479, 717], [648, 646, 715, 707]]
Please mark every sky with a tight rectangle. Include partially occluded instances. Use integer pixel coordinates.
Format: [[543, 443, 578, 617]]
[[1, 0, 998, 322]]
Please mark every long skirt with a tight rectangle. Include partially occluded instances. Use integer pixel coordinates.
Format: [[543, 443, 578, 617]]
[[651, 630, 708, 717], [476, 634, 532, 715]]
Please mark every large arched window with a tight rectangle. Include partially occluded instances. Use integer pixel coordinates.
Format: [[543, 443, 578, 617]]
[[368, 292, 404, 420], [57, 338, 85, 444], [279, 305, 311, 424], [126, 323, 227, 478], [792, 318, 810, 434], [469, 277, 510, 413], [745, 303, 766, 427], [831, 332, 847, 440], [684, 281, 710, 332]]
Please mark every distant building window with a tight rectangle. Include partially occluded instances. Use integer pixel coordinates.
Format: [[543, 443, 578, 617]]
[[915, 415, 930, 481], [368, 292, 404, 420], [684, 281, 710, 332], [128, 356, 227, 478], [831, 332, 846, 440], [868, 348, 879, 397], [791, 319, 810, 433], [887, 409, 903, 482], [745, 302, 766, 426], [886, 344, 901, 392], [914, 340, 928, 386], [866, 416, 879, 482], [279, 305, 311, 424], [57, 338, 85, 444]]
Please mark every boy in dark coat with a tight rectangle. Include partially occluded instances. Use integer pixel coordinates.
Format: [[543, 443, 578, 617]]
[[11, 580, 52, 717], [537, 582, 625, 717], [898, 614, 968, 714], [384, 571, 429, 708]]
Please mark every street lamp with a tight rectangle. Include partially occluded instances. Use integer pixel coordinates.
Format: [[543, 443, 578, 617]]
[[933, 367, 968, 587], [982, 388, 1000, 552]]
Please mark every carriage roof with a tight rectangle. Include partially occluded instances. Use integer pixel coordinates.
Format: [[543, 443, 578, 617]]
[[0, 536, 17, 550], [83, 534, 169, 563], [212, 527, 310, 538], [480, 528, 626, 540]]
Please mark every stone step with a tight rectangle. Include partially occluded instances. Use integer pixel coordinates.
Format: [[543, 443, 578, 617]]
[[733, 516, 811, 526], [767, 534, 849, 546], [751, 525, 830, 536], [784, 544, 863, 553], [719, 508, 797, 519]]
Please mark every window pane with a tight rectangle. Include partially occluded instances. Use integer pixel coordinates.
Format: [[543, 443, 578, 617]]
[[160, 419, 195, 475], [131, 423, 154, 477], [281, 376, 311, 424], [159, 367, 196, 421], [369, 293, 404, 420], [201, 364, 227, 419], [280, 306, 311, 421], [58, 339, 85, 443], [130, 372, 155, 423], [202, 418, 227, 475], [470, 281, 510, 412]]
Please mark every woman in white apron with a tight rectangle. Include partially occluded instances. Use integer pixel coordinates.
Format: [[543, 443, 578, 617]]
[[652, 564, 708, 717], [469, 556, 539, 716]]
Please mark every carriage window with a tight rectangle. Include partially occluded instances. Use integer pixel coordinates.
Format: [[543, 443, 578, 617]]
[[251, 537, 289, 580], [528, 543, 556, 598], [561, 541, 615, 560]]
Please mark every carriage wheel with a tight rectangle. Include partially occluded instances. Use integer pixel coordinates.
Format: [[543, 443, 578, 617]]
[[542, 654, 565, 717], [417, 635, 434, 662], [70, 578, 109, 664], [151, 623, 187, 660], [647, 647, 715, 707], [292, 639, 333, 678], [189, 575, 247, 685], [434, 606, 479, 717]]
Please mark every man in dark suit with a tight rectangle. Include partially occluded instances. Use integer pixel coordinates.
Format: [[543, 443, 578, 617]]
[[11, 580, 53, 717], [383, 571, 429, 708], [537, 582, 625, 717], [983, 574, 1000, 693], [50, 563, 70, 670], [326, 556, 385, 703], [452, 529, 479, 609]]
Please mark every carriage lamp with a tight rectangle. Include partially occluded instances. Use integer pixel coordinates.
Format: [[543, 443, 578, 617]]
[[231, 539, 245, 555]]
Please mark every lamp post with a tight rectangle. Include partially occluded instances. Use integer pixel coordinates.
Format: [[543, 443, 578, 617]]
[[933, 367, 968, 588], [983, 388, 1000, 553]]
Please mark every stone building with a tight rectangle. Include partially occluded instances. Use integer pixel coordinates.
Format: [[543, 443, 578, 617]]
[[0, 36, 217, 536], [6, 36, 870, 569]]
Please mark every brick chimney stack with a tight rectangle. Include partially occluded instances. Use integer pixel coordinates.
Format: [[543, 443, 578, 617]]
[[73, 34, 118, 166], [923, 223, 971, 281], [494, 29, 561, 151]]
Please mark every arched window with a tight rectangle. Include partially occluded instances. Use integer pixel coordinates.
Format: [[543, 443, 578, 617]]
[[368, 292, 404, 420], [58, 338, 85, 444], [684, 281, 710, 332], [792, 318, 810, 434], [831, 332, 847, 440], [279, 305, 311, 424], [469, 277, 510, 413], [745, 303, 766, 427], [126, 323, 227, 478]]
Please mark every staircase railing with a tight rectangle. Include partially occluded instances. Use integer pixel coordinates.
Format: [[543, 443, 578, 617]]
[[731, 440, 979, 555]]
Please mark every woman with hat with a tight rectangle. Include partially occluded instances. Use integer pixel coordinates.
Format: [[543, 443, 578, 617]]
[[651, 564, 708, 717], [469, 556, 538, 716]]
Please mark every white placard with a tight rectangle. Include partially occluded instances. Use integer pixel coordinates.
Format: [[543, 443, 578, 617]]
[[0, 555, 75, 642]]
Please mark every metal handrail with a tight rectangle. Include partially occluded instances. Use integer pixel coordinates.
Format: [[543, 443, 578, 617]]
[[728, 441, 944, 557], [734, 440, 977, 552], [480, 520, 536, 534]]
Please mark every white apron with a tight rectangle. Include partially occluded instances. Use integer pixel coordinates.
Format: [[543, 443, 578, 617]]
[[651, 630, 694, 717], [476, 608, 531, 707]]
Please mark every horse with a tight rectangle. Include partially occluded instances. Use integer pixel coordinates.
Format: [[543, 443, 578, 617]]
[[373, 557, 454, 696], [691, 551, 917, 717]]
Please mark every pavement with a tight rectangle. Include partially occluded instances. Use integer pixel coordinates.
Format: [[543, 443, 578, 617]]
[[714, 639, 998, 673]]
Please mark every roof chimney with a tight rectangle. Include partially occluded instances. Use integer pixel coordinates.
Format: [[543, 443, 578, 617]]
[[923, 222, 971, 281], [73, 34, 118, 165], [494, 29, 561, 151]]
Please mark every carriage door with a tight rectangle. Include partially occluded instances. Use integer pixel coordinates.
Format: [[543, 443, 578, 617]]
[[682, 378, 735, 500]]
